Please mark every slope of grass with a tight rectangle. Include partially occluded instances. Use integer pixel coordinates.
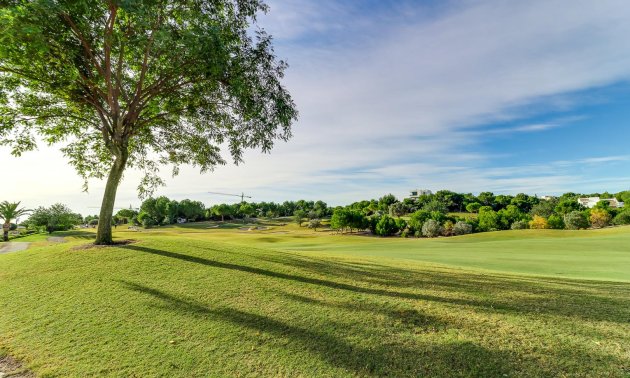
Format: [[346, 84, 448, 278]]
[[0, 227, 629, 377], [175, 223, 630, 282]]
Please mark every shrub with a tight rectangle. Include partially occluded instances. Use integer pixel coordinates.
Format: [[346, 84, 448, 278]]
[[408, 210, 431, 233], [375, 215, 399, 237], [529, 215, 549, 229], [422, 200, 447, 213], [511, 220, 529, 230], [388, 202, 408, 217], [589, 209, 611, 229], [565, 211, 589, 230], [429, 211, 448, 224], [141, 217, 156, 228], [465, 202, 481, 213], [498, 205, 527, 230], [400, 230, 409, 238], [612, 210, 630, 225], [307, 219, 321, 231], [478, 207, 499, 231], [529, 198, 559, 218], [453, 221, 472, 235], [394, 218, 407, 231], [422, 219, 443, 238], [443, 220, 454, 236], [547, 214, 565, 229]]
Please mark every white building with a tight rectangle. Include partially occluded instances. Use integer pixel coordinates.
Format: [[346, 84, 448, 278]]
[[409, 189, 432, 199], [577, 197, 625, 209]]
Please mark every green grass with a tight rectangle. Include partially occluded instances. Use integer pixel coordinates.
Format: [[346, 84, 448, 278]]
[[0, 224, 629, 377], [180, 222, 630, 282]]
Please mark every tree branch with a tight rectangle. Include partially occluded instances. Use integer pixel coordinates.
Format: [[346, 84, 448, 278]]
[[59, 13, 105, 77]]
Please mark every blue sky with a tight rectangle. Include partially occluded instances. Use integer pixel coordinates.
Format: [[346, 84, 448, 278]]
[[2, 0, 630, 215]]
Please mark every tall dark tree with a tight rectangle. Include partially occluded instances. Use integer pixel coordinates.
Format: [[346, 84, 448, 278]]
[[0, 1, 297, 244]]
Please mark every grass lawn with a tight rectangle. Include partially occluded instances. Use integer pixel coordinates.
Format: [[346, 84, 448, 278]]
[[0, 224, 629, 377]]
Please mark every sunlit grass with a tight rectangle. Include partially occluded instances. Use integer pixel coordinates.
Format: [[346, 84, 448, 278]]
[[0, 224, 628, 377]]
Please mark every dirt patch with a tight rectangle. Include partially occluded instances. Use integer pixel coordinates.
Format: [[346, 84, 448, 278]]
[[238, 226, 271, 231], [47, 236, 66, 243], [71, 239, 138, 251], [0, 242, 30, 255], [0, 354, 34, 378]]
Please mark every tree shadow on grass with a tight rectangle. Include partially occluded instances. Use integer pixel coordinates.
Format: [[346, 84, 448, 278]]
[[122, 244, 630, 323], [119, 280, 517, 377], [53, 230, 96, 240], [255, 251, 630, 323], [122, 245, 484, 305]]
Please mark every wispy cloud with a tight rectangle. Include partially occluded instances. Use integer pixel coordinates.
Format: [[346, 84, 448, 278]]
[[3, 0, 630, 214]]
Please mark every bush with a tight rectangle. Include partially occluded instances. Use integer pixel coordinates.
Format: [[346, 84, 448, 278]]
[[422, 219, 443, 238], [453, 221, 472, 235], [422, 200, 447, 213], [394, 218, 407, 231], [141, 218, 156, 228], [400, 230, 409, 238], [565, 211, 589, 230], [388, 202, 408, 217], [547, 214, 565, 229], [375, 215, 400, 237], [511, 220, 529, 230], [478, 207, 499, 231], [408, 210, 431, 233], [442, 220, 454, 236], [612, 210, 630, 225], [465, 202, 481, 213], [528, 215, 549, 229], [589, 208, 611, 229], [307, 219, 321, 231]]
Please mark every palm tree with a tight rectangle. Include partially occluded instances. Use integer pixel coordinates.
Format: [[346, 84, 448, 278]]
[[0, 201, 31, 242]]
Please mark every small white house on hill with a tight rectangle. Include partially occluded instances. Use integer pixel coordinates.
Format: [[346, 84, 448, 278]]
[[577, 197, 624, 209], [409, 189, 432, 199]]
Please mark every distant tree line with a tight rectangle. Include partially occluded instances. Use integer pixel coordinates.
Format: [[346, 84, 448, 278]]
[[104, 197, 334, 228], [10, 189, 630, 237], [325, 190, 630, 238]]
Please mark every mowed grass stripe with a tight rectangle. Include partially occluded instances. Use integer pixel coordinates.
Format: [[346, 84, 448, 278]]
[[176, 224, 630, 282]]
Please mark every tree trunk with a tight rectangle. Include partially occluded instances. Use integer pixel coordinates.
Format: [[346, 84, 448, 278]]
[[2, 223, 9, 242], [95, 154, 128, 245]]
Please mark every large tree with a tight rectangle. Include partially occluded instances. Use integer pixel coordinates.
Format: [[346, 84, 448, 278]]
[[0, 1, 297, 244]]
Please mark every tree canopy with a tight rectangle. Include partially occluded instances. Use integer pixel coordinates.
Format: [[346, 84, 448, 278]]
[[0, 0, 297, 243]]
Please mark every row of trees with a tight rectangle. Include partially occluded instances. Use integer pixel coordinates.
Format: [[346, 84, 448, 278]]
[[328, 207, 473, 238], [128, 197, 333, 227], [326, 190, 630, 238], [6, 189, 630, 238]]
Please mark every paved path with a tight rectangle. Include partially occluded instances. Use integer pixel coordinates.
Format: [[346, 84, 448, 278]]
[[0, 242, 30, 254]]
